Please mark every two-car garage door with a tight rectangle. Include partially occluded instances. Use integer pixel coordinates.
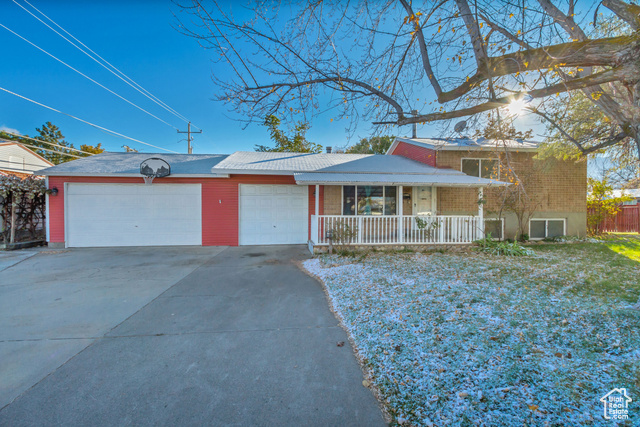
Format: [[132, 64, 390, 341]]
[[66, 184, 202, 247], [64, 183, 308, 247]]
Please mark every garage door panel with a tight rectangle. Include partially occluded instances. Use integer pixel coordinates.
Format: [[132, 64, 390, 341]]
[[66, 184, 202, 247], [239, 184, 308, 245]]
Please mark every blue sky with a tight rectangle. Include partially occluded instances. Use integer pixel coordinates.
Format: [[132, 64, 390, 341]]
[[0, 0, 542, 155]]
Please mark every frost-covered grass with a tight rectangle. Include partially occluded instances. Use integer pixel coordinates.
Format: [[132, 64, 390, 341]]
[[304, 242, 640, 426]]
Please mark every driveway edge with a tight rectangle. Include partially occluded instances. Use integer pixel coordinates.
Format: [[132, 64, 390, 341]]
[[295, 259, 391, 425]]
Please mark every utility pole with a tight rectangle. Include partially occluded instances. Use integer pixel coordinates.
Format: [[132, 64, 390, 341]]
[[177, 122, 202, 154]]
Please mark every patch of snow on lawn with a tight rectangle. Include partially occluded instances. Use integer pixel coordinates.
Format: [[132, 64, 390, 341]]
[[303, 251, 640, 426]]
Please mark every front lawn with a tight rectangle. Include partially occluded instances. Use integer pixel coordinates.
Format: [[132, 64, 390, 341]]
[[304, 240, 640, 426], [600, 233, 640, 263]]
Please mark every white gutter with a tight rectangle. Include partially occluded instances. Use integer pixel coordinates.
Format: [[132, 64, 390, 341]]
[[39, 173, 230, 178]]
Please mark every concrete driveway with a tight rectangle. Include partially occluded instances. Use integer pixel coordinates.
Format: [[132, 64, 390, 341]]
[[0, 245, 385, 426]]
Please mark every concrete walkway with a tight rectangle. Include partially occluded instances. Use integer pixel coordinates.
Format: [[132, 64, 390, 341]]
[[0, 246, 385, 426]]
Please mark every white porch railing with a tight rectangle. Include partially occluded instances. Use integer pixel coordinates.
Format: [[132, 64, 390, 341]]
[[310, 215, 482, 245]]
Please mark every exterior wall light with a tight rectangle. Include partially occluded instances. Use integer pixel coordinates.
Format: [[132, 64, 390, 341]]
[[50, 187, 59, 196]]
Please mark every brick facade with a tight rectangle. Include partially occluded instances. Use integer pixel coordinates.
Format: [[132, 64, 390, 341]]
[[435, 150, 587, 216]]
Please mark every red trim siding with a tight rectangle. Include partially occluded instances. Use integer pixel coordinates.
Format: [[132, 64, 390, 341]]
[[391, 141, 437, 167], [306, 185, 324, 240], [48, 175, 309, 247]]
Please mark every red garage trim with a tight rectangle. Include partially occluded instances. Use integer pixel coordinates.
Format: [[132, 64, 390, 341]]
[[48, 175, 312, 247], [391, 141, 437, 167]]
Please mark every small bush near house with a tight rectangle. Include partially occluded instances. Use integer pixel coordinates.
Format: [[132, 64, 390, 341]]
[[0, 175, 48, 243], [587, 178, 632, 235], [474, 234, 533, 256]]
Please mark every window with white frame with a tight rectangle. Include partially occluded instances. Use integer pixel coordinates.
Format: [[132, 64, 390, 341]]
[[461, 158, 500, 179], [529, 219, 565, 239], [342, 185, 397, 215], [484, 218, 504, 240]]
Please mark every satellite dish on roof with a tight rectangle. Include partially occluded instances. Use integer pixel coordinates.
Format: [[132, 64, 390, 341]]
[[454, 120, 467, 133]]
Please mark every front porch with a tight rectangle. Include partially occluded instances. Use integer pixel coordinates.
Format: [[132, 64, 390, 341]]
[[294, 156, 508, 247], [308, 183, 487, 246], [310, 214, 483, 246]]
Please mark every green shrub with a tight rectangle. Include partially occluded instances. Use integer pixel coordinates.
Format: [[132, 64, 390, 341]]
[[474, 234, 533, 256]]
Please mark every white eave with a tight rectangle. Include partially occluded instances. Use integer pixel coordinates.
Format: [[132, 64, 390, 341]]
[[41, 172, 230, 178], [294, 172, 510, 187], [388, 137, 540, 154]]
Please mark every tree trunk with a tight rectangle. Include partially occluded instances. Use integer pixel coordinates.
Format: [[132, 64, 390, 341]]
[[10, 202, 16, 244]]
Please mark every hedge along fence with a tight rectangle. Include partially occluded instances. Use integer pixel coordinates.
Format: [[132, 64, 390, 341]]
[[0, 175, 48, 244]]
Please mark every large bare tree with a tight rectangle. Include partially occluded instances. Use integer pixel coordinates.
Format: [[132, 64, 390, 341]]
[[176, 0, 640, 159]]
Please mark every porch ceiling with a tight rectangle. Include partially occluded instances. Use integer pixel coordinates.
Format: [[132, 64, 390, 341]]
[[294, 172, 510, 187]]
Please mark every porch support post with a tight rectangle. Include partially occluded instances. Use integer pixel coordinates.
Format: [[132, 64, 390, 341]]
[[398, 185, 403, 244], [478, 187, 485, 239], [315, 185, 319, 216]]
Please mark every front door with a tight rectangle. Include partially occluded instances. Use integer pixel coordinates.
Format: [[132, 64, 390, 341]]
[[413, 186, 435, 215]]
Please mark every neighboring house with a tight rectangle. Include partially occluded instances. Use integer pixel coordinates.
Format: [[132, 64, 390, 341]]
[[0, 142, 54, 178], [38, 138, 586, 249]]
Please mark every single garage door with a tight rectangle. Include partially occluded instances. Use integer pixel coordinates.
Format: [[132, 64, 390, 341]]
[[239, 184, 308, 245], [66, 183, 202, 247]]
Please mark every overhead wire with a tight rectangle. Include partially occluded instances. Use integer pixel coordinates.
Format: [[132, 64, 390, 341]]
[[14, 0, 201, 130], [0, 86, 179, 153], [0, 23, 181, 131], [1, 131, 97, 155]]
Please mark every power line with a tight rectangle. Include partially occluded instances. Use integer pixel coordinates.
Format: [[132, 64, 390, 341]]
[[0, 23, 180, 131], [0, 86, 179, 153], [14, 0, 201, 130], [1, 131, 96, 155]]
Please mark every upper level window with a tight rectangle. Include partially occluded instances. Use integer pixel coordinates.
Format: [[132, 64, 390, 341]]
[[343, 185, 397, 215], [461, 158, 500, 179]]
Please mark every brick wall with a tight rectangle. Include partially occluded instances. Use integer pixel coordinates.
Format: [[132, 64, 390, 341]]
[[436, 150, 587, 215]]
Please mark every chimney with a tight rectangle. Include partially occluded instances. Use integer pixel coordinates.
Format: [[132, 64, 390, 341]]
[[412, 109, 418, 139], [326, 146, 332, 154]]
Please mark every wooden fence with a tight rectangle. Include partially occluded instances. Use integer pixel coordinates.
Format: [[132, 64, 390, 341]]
[[590, 205, 640, 233]]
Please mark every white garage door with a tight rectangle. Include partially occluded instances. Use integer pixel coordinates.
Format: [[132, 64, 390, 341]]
[[239, 185, 308, 245], [66, 183, 202, 247]]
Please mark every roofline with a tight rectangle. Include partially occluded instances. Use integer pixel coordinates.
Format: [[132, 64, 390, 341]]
[[210, 168, 298, 175], [0, 141, 55, 165], [40, 173, 230, 178], [391, 137, 540, 152], [294, 180, 510, 187]]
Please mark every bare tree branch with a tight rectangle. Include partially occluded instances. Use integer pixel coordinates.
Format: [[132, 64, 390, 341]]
[[603, 0, 640, 30]]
